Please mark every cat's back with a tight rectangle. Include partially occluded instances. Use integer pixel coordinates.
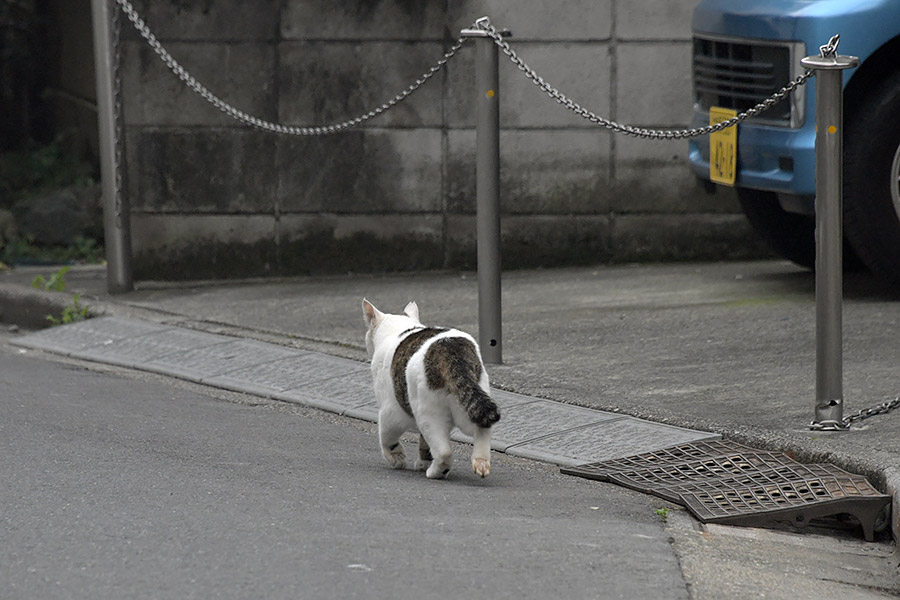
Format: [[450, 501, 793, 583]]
[[390, 326, 480, 369]]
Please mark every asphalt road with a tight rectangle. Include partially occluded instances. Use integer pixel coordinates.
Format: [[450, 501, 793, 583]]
[[4, 259, 900, 598], [0, 344, 689, 600]]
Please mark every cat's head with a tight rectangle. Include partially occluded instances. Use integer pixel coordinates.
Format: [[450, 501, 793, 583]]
[[362, 299, 421, 358]]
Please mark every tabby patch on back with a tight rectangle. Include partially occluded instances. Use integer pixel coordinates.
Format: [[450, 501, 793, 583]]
[[363, 299, 499, 479], [391, 327, 447, 417]]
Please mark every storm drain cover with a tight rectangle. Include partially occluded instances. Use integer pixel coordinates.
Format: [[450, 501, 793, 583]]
[[561, 440, 891, 541]]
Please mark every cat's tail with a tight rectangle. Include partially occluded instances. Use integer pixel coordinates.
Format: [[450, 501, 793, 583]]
[[425, 337, 500, 428], [458, 383, 501, 428]]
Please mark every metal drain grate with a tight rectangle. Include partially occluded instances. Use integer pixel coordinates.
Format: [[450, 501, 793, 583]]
[[607, 462, 847, 503], [560, 439, 767, 481], [561, 440, 891, 540]]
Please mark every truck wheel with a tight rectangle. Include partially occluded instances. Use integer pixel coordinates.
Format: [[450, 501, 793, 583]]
[[843, 71, 900, 285], [737, 188, 816, 270], [737, 189, 865, 272]]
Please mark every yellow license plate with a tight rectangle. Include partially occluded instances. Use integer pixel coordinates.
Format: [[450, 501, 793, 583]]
[[709, 107, 738, 186]]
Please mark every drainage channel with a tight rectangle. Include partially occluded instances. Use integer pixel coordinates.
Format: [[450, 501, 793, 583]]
[[561, 440, 891, 541]]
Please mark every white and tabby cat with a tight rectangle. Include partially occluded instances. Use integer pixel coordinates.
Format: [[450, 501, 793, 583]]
[[362, 299, 500, 479]]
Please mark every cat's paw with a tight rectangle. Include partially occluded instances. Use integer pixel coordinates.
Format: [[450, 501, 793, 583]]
[[413, 457, 431, 471], [383, 442, 406, 469], [426, 462, 451, 479], [472, 457, 491, 478]]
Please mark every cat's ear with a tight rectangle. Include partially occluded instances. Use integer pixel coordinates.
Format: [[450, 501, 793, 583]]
[[403, 301, 420, 323], [362, 298, 384, 328]]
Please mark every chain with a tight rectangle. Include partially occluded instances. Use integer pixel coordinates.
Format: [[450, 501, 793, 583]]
[[117, 1, 812, 139], [114, 0, 468, 135], [843, 397, 900, 427], [809, 396, 900, 430], [111, 0, 125, 226], [473, 17, 813, 140], [819, 34, 841, 58]]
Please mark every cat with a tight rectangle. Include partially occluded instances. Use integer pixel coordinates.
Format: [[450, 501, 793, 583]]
[[362, 299, 500, 479]]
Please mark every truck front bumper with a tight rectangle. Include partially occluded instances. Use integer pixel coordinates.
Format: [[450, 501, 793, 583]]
[[688, 112, 816, 196]]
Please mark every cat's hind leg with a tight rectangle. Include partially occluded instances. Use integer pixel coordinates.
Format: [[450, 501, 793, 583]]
[[378, 409, 408, 470], [420, 426, 452, 479], [410, 379, 453, 479], [414, 434, 432, 471], [471, 426, 492, 478]]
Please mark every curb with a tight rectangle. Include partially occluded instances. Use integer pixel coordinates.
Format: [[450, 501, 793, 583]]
[[0, 283, 106, 331]]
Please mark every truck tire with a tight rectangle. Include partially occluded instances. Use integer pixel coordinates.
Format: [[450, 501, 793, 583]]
[[843, 70, 900, 285], [737, 189, 865, 272], [737, 188, 816, 270]]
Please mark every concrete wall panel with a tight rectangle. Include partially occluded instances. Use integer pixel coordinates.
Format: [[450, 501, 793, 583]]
[[446, 42, 610, 128], [446, 214, 611, 269], [446, 129, 610, 215], [613, 135, 731, 214], [278, 42, 444, 128], [615, 0, 696, 41], [128, 0, 280, 41], [616, 42, 692, 126], [126, 128, 277, 213], [277, 129, 443, 214], [281, 1, 445, 41], [132, 214, 277, 279], [278, 214, 445, 273], [121, 41, 277, 127], [448, 0, 613, 41]]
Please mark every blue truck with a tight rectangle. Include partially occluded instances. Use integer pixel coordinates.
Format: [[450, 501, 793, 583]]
[[688, 0, 900, 283]]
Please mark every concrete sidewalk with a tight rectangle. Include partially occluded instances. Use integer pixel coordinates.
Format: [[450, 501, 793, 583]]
[[3, 260, 900, 541]]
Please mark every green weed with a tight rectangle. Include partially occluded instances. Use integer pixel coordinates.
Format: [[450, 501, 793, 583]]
[[31, 266, 90, 326], [32, 265, 70, 292], [46, 294, 89, 326], [3, 236, 104, 266], [0, 135, 94, 208]]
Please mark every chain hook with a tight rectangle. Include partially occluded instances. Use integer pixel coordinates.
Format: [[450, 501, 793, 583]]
[[475, 16, 492, 30], [819, 34, 841, 58]]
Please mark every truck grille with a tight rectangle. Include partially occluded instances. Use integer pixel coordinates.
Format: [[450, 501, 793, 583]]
[[693, 35, 804, 127]]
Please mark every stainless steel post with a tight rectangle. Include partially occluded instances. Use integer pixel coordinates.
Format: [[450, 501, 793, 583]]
[[91, 0, 133, 293], [461, 22, 505, 364], [801, 43, 858, 429]]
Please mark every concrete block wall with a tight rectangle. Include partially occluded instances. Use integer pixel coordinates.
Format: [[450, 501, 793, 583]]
[[120, 0, 762, 279]]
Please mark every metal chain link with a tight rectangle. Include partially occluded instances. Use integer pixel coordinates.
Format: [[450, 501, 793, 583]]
[[819, 34, 841, 58], [810, 396, 900, 431], [114, 0, 468, 135], [111, 0, 125, 225], [473, 17, 813, 139], [842, 397, 900, 427]]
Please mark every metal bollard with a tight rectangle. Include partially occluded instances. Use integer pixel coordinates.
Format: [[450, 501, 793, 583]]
[[461, 19, 508, 364], [801, 38, 858, 430], [91, 0, 134, 293]]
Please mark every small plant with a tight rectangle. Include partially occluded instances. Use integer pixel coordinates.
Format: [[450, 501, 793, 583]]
[[0, 136, 102, 268], [71, 236, 103, 264], [4, 236, 104, 266], [46, 294, 89, 326], [32, 265, 70, 292], [0, 136, 95, 206], [654, 507, 670, 522], [31, 266, 90, 325]]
